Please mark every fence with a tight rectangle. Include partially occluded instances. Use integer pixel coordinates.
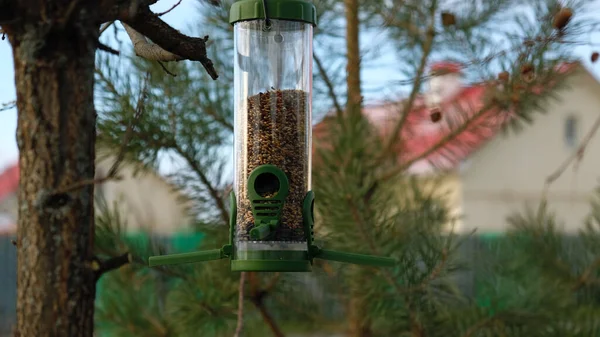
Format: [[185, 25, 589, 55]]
[[0, 234, 16, 337], [0, 233, 557, 336]]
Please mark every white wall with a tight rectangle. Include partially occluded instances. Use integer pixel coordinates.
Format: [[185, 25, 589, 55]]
[[95, 153, 194, 235]]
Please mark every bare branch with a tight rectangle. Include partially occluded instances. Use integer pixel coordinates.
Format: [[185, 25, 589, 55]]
[[156, 0, 182, 16], [542, 112, 600, 196], [98, 41, 120, 55], [233, 272, 246, 337], [248, 273, 285, 337], [1, 100, 15, 112], [123, 6, 218, 79], [100, 21, 114, 35], [122, 22, 183, 62], [314, 52, 343, 118], [93, 252, 132, 281]]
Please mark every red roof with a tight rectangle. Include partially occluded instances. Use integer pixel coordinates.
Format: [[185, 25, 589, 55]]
[[314, 62, 581, 174], [430, 61, 463, 75], [0, 163, 18, 202]]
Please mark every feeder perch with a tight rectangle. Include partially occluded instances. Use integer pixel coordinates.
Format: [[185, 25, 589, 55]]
[[148, 0, 396, 272]]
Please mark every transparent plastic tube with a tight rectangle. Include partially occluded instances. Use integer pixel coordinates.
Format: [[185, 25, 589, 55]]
[[233, 18, 313, 259]]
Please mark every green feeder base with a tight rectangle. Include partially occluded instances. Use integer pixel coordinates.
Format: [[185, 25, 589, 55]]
[[231, 249, 312, 272], [231, 259, 312, 272]]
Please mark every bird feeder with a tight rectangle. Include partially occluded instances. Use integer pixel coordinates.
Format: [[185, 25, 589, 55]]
[[148, 0, 395, 272]]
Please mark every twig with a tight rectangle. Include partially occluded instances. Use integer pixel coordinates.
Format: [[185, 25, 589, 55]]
[[541, 112, 600, 200], [314, 52, 343, 118], [93, 252, 132, 281], [173, 144, 230, 225], [55, 73, 150, 194], [58, 0, 80, 28], [98, 41, 120, 55], [100, 21, 114, 34], [122, 22, 184, 62], [248, 273, 285, 337], [462, 316, 497, 337], [233, 272, 246, 337], [572, 257, 600, 291], [264, 273, 280, 293], [156, 0, 182, 16], [0, 100, 15, 112], [157, 61, 177, 76]]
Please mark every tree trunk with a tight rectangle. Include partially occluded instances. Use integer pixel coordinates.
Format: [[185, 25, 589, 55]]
[[344, 1, 371, 336], [7, 4, 99, 336], [344, 0, 362, 118], [348, 271, 373, 337]]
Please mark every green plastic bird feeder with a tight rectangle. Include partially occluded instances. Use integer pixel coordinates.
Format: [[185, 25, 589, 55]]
[[148, 0, 396, 272]]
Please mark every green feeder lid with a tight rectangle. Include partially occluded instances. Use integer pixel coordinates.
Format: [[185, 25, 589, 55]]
[[229, 0, 317, 26]]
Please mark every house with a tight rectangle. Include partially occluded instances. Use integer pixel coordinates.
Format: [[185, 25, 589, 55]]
[[0, 148, 196, 336], [314, 60, 600, 234], [0, 148, 195, 236]]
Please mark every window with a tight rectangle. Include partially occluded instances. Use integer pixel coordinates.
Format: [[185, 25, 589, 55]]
[[564, 115, 578, 148]]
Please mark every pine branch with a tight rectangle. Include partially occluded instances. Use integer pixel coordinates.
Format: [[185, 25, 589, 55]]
[[156, 0, 182, 16], [314, 52, 343, 118], [173, 144, 230, 225], [248, 273, 285, 337], [572, 257, 600, 291], [379, 3, 437, 160], [93, 252, 133, 281], [122, 6, 218, 79]]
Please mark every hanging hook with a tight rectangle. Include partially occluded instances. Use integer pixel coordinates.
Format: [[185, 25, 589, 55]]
[[262, 0, 271, 29]]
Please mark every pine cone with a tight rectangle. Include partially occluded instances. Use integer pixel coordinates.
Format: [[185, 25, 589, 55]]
[[553, 7, 573, 30], [592, 52, 599, 63], [430, 108, 442, 123], [521, 63, 534, 75], [441, 12, 456, 26], [498, 71, 510, 82]]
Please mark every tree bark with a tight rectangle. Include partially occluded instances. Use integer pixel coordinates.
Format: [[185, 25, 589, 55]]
[[344, 0, 362, 118], [344, 1, 371, 335], [7, 3, 100, 336]]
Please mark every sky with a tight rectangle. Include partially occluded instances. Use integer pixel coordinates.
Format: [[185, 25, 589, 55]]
[[0, 0, 599, 173]]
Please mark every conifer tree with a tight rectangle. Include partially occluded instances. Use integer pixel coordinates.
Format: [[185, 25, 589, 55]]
[[93, 0, 600, 336]]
